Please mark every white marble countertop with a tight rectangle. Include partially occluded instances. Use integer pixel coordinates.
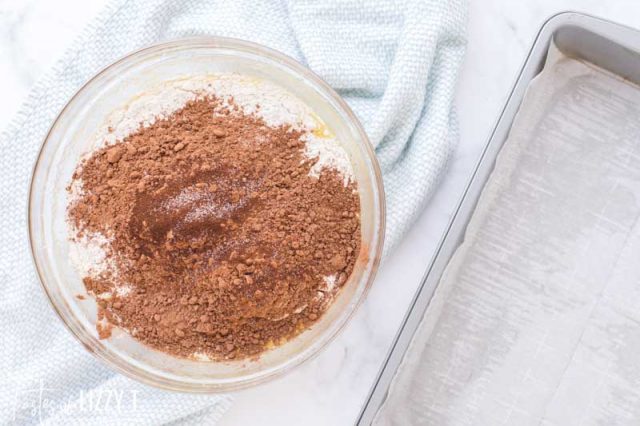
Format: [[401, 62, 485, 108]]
[[3, 1, 640, 424]]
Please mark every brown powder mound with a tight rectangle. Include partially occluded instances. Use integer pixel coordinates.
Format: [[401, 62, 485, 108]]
[[68, 96, 361, 360]]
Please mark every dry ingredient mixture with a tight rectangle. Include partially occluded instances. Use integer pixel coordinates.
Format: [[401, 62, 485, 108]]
[[67, 80, 361, 361]]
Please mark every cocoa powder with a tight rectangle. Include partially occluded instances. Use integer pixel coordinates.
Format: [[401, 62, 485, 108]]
[[68, 96, 361, 360]]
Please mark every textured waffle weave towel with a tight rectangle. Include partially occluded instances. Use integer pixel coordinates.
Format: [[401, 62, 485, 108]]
[[0, 0, 466, 424]]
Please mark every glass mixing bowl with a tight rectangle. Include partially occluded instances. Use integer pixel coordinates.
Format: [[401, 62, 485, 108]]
[[28, 37, 385, 392]]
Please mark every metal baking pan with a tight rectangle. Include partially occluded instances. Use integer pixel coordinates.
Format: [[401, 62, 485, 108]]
[[357, 12, 640, 425]]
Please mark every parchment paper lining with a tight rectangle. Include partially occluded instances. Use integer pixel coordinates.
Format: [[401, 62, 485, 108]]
[[375, 43, 640, 425]]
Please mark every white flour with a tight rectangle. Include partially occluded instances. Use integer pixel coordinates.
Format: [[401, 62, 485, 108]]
[[68, 231, 114, 278]]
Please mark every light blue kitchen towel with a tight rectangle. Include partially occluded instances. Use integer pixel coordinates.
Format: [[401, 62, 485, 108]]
[[0, 0, 467, 424]]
